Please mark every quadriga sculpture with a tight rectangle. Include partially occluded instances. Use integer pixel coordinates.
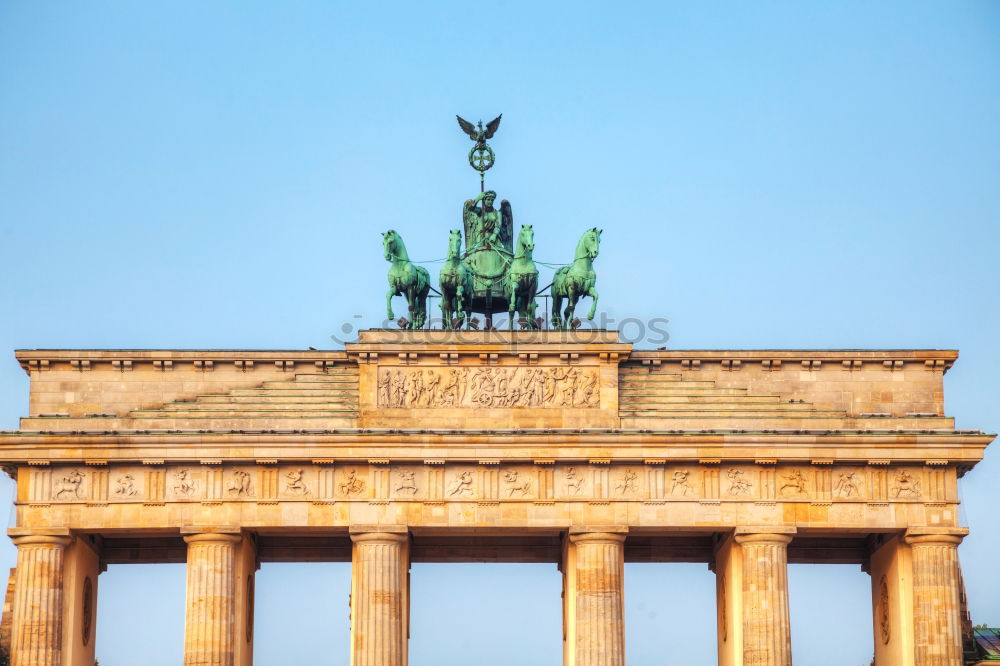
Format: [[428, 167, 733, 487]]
[[439, 229, 473, 329], [551, 228, 601, 330], [383, 230, 430, 329], [507, 224, 538, 330]]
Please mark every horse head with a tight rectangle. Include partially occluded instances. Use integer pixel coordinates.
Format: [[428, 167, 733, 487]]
[[382, 230, 403, 261], [447, 229, 462, 259], [517, 224, 535, 256], [577, 227, 602, 260]]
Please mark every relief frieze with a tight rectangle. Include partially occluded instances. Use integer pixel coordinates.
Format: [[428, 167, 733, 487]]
[[32, 463, 939, 505], [377, 366, 600, 408]]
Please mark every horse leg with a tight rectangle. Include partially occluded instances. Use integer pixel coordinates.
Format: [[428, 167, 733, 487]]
[[508, 276, 517, 331], [564, 285, 578, 326], [441, 287, 453, 330], [587, 286, 599, 320], [417, 287, 429, 329], [386, 288, 396, 321], [551, 293, 563, 330], [527, 276, 538, 327]]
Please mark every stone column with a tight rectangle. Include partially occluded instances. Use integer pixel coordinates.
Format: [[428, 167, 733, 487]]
[[183, 533, 242, 666], [562, 528, 626, 666], [10, 535, 73, 666], [349, 528, 409, 666], [905, 529, 966, 665], [734, 528, 794, 666]]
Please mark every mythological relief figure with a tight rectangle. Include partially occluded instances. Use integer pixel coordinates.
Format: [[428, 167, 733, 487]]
[[377, 373, 391, 406], [284, 469, 309, 496], [227, 470, 254, 498], [173, 469, 197, 496], [891, 470, 921, 499], [113, 474, 138, 497], [726, 469, 752, 496], [53, 470, 85, 499], [779, 470, 808, 497], [339, 470, 366, 496], [564, 467, 585, 495], [447, 471, 474, 497], [878, 576, 891, 644], [395, 469, 418, 495], [670, 470, 695, 497], [379, 367, 599, 409], [503, 470, 531, 497], [615, 469, 638, 495], [835, 471, 861, 498]]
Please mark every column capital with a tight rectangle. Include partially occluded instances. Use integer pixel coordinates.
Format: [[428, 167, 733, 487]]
[[734, 526, 796, 546], [904, 527, 968, 547], [350, 525, 408, 543], [350, 530, 409, 545], [183, 533, 243, 546], [10, 534, 73, 548], [568, 525, 628, 545]]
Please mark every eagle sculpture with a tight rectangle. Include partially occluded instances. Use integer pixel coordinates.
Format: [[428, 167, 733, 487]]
[[456, 114, 502, 145]]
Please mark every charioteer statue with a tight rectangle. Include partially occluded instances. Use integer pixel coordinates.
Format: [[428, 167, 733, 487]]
[[462, 188, 514, 319]]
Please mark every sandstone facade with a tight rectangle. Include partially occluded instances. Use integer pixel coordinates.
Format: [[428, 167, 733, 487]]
[[0, 331, 991, 665]]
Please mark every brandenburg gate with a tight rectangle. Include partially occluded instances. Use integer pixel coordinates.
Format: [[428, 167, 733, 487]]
[[0, 331, 991, 665]]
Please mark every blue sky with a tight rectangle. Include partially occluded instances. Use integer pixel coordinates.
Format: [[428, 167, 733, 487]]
[[0, 2, 997, 664]]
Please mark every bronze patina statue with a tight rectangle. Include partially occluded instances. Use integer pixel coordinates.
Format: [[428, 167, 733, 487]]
[[382, 230, 430, 329], [380, 114, 601, 330]]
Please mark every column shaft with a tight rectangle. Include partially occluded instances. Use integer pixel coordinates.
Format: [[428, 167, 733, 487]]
[[734, 532, 792, 666], [906, 533, 964, 665], [350, 531, 408, 666], [184, 533, 241, 666], [565, 531, 625, 666], [10, 535, 72, 666]]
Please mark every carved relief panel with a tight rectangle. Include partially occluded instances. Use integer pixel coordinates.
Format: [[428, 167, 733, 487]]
[[500, 466, 536, 499], [111, 466, 145, 500], [833, 467, 865, 500], [377, 366, 600, 408], [51, 468, 88, 501], [335, 467, 370, 499], [444, 466, 478, 499], [557, 465, 589, 498], [723, 467, 755, 498], [166, 467, 206, 501], [391, 467, 423, 499], [277, 466, 317, 499], [669, 469, 698, 498]]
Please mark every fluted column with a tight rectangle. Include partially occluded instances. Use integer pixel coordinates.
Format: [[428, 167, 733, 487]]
[[905, 531, 965, 665], [564, 530, 626, 666], [350, 530, 409, 666], [734, 530, 793, 666], [183, 533, 242, 666], [10, 535, 72, 666]]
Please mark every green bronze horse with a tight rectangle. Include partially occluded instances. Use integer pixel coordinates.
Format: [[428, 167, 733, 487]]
[[439, 229, 472, 329], [507, 225, 538, 330], [383, 230, 430, 329], [551, 227, 601, 329]]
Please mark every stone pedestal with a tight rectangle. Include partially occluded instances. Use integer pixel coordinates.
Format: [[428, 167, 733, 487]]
[[10, 535, 73, 666], [905, 530, 966, 665], [562, 529, 626, 666], [183, 533, 243, 666], [349, 528, 409, 666]]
